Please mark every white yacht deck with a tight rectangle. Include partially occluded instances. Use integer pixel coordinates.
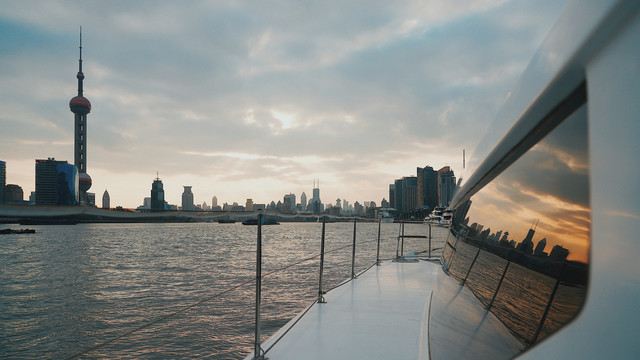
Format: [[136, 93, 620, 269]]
[[258, 259, 439, 360]]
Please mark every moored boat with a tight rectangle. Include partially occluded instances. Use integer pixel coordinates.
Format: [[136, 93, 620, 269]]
[[241, 218, 279, 225]]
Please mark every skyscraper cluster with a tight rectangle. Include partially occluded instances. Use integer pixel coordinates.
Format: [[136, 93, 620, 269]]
[[390, 165, 456, 218], [135, 176, 381, 218]]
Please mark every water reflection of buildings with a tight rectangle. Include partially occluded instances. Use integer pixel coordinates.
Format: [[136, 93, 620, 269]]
[[460, 219, 585, 284]]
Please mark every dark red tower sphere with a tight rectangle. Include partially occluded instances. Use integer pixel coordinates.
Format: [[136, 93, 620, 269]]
[[79, 172, 92, 192], [70, 96, 91, 114]]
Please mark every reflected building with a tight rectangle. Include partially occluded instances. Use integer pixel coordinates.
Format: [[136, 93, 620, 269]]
[[516, 228, 536, 255], [35, 158, 79, 206], [534, 238, 547, 256], [549, 245, 569, 262]]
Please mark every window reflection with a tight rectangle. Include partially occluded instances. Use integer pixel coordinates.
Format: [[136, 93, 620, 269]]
[[440, 104, 589, 353]]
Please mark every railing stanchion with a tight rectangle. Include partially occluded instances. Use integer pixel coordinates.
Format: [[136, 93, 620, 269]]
[[317, 216, 327, 303], [253, 214, 264, 360], [486, 250, 512, 311], [376, 219, 381, 266], [529, 260, 568, 346], [462, 245, 482, 286], [400, 221, 405, 258], [351, 218, 357, 278], [395, 222, 401, 259], [428, 223, 432, 259]]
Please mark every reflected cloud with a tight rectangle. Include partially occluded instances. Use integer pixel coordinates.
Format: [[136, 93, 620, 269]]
[[460, 105, 589, 263]]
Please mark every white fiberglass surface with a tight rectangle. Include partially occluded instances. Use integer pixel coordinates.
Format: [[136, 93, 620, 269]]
[[258, 260, 438, 360], [520, 7, 640, 359]]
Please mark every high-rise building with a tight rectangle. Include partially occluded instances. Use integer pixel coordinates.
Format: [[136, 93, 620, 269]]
[[309, 180, 324, 214], [150, 176, 165, 210], [389, 184, 395, 209], [212, 196, 218, 208], [246, 199, 253, 211], [394, 176, 417, 215], [283, 193, 296, 213], [353, 201, 364, 216], [437, 166, 456, 207], [534, 238, 547, 256], [182, 186, 194, 211], [102, 189, 110, 209], [549, 245, 569, 262], [69, 29, 93, 205], [300, 192, 307, 210], [5, 184, 23, 202], [516, 228, 536, 255], [417, 166, 438, 211], [87, 192, 95, 206], [0, 160, 5, 203], [35, 158, 79, 206], [393, 179, 402, 213]]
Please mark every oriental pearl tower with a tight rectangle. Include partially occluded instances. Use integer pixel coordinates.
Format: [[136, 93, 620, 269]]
[[69, 28, 92, 205]]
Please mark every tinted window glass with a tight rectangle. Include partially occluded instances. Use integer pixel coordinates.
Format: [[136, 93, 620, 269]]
[[435, 104, 589, 358]]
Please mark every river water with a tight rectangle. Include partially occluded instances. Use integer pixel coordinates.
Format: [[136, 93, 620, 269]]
[[1, 221, 446, 359]]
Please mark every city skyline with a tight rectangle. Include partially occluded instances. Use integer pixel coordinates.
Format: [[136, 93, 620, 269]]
[[0, 1, 567, 208]]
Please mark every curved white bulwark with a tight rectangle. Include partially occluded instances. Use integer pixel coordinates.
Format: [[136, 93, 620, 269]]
[[247, 258, 523, 360], [251, 260, 439, 360], [247, 0, 640, 358]]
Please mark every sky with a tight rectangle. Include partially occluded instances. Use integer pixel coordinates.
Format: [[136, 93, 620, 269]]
[[0, 0, 567, 209]]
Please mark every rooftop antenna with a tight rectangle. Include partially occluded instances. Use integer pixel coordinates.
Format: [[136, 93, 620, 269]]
[[463, 149, 466, 169]]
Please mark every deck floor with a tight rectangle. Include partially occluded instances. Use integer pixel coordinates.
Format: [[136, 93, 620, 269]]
[[258, 259, 440, 360]]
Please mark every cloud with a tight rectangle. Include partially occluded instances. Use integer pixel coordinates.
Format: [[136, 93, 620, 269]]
[[0, 0, 568, 207]]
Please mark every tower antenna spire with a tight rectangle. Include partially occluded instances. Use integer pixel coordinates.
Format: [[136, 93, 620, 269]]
[[79, 26, 82, 64], [77, 26, 84, 96]]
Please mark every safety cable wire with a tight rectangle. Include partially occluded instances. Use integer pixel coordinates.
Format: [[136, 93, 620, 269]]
[[65, 236, 384, 359]]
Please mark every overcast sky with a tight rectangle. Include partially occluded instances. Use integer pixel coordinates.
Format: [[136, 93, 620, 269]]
[[0, 0, 567, 208]]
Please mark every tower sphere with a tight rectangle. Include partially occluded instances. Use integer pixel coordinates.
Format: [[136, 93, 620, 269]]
[[79, 172, 92, 192], [70, 96, 91, 114]]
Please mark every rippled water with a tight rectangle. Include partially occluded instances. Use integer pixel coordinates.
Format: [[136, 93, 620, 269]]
[[0, 221, 445, 359]]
